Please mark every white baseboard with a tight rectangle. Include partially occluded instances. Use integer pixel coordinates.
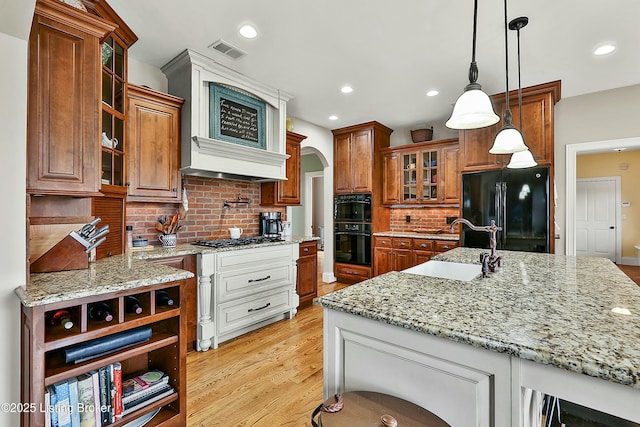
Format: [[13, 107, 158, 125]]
[[323, 272, 337, 283], [620, 257, 640, 266]]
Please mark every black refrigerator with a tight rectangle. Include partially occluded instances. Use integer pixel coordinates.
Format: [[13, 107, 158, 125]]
[[461, 167, 550, 253]]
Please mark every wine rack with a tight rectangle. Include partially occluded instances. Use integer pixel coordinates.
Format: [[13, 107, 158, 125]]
[[21, 281, 186, 427]]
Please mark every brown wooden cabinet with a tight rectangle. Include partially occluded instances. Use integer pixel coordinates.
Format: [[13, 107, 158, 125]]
[[92, 190, 125, 259], [373, 236, 412, 276], [459, 81, 561, 172], [333, 122, 392, 194], [382, 139, 460, 206], [127, 84, 184, 202], [296, 241, 318, 308], [150, 255, 197, 352], [27, 0, 115, 196], [261, 131, 307, 206], [20, 281, 187, 427], [373, 236, 459, 277]]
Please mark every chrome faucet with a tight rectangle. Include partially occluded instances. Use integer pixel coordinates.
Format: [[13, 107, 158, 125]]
[[450, 218, 503, 273]]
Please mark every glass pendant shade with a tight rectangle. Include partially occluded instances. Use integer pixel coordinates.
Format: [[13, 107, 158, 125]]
[[507, 148, 537, 168], [445, 87, 500, 129], [489, 123, 527, 154]]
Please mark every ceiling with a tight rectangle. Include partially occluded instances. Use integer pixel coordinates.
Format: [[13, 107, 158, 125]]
[[110, 0, 640, 132]]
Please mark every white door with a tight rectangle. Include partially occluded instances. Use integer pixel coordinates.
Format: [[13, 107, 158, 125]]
[[575, 178, 617, 261]]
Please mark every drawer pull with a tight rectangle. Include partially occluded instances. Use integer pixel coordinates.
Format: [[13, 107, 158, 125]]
[[442, 245, 450, 249], [304, 248, 309, 252], [420, 244, 427, 248], [248, 302, 271, 312], [399, 242, 406, 246], [248, 275, 271, 283]]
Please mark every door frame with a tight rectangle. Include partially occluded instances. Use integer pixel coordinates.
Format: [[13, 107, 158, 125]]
[[304, 171, 324, 238], [575, 176, 621, 263], [565, 137, 640, 261]]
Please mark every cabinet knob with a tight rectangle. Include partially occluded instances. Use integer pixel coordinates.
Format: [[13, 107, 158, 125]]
[[304, 248, 309, 252], [172, 188, 177, 192]]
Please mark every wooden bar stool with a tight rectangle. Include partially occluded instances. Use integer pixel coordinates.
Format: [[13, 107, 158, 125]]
[[311, 391, 450, 426]]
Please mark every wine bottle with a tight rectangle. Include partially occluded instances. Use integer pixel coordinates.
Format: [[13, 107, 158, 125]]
[[88, 302, 114, 322], [156, 290, 174, 307], [125, 296, 143, 314], [49, 310, 73, 330]]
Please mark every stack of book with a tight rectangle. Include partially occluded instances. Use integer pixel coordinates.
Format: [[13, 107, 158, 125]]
[[121, 371, 174, 416], [44, 364, 173, 427]]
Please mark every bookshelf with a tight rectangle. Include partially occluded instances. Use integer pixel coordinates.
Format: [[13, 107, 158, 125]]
[[20, 281, 186, 427]]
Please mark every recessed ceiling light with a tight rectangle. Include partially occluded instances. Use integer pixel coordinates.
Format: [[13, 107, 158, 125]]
[[239, 24, 258, 39], [426, 90, 439, 97], [340, 86, 353, 94], [329, 115, 338, 121], [593, 43, 616, 56], [613, 147, 626, 152]]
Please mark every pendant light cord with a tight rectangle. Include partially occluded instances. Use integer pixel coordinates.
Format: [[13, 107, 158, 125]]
[[516, 26, 523, 130], [468, 0, 480, 85], [503, 0, 511, 123]]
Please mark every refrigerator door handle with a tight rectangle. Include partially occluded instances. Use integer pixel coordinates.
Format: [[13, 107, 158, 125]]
[[501, 182, 507, 247], [495, 182, 502, 229]]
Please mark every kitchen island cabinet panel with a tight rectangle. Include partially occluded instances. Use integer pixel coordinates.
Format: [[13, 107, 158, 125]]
[[319, 248, 640, 425]]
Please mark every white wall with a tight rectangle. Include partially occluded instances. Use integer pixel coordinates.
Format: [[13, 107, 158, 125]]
[[128, 57, 168, 93], [0, 30, 28, 426], [554, 84, 640, 254], [289, 118, 336, 282]]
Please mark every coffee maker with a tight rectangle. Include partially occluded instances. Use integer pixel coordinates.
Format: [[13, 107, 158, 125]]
[[259, 212, 283, 237]]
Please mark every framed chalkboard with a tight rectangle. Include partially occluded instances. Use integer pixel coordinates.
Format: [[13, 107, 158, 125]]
[[209, 83, 266, 150]]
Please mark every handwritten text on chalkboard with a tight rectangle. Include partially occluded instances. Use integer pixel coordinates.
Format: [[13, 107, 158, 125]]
[[219, 98, 259, 142], [209, 83, 266, 149]]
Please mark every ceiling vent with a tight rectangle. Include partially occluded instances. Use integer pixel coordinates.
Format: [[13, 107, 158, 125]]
[[208, 39, 247, 59]]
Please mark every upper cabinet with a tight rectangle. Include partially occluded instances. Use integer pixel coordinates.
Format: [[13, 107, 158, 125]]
[[382, 139, 460, 206], [459, 81, 561, 172], [27, 0, 115, 196], [127, 84, 184, 202], [261, 131, 307, 206], [333, 122, 392, 194]]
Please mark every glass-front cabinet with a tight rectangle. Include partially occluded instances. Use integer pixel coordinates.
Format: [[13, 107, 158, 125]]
[[101, 35, 126, 188], [383, 139, 460, 206], [401, 149, 438, 202]]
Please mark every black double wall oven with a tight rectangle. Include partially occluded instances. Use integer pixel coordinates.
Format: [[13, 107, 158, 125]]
[[334, 194, 372, 266]]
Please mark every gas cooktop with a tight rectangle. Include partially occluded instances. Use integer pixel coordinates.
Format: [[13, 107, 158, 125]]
[[192, 236, 284, 248]]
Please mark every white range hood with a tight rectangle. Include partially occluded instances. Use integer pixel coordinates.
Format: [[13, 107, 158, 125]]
[[162, 49, 292, 182]]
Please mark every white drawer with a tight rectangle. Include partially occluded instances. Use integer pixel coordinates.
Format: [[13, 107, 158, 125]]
[[217, 289, 291, 335], [215, 244, 297, 272], [217, 264, 293, 302]]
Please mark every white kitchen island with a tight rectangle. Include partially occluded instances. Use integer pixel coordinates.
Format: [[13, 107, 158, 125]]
[[316, 248, 640, 426]]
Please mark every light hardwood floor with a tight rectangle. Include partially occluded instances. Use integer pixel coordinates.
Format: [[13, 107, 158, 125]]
[[186, 250, 348, 426]]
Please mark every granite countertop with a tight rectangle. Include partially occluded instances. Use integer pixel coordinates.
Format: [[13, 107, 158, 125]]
[[17, 255, 194, 307], [373, 231, 459, 241], [131, 235, 314, 260], [316, 247, 640, 389], [18, 236, 313, 306]]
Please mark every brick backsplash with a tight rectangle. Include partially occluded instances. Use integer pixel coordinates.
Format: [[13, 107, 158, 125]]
[[126, 176, 285, 245], [390, 207, 460, 233]]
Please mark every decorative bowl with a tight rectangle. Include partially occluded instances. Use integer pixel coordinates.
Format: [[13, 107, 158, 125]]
[[411, 127, 433, 143]]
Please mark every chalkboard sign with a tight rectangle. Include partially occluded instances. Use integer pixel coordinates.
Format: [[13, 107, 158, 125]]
[[210, 83, 266, 149]]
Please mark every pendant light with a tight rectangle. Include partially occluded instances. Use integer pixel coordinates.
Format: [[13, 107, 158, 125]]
[[507, 16, 537, 168], [489, 0, 528, 154], [445, 0, 500, 130]]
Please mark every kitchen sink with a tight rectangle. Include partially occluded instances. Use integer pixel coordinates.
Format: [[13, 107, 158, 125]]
[[402, 260, 482, 282]]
